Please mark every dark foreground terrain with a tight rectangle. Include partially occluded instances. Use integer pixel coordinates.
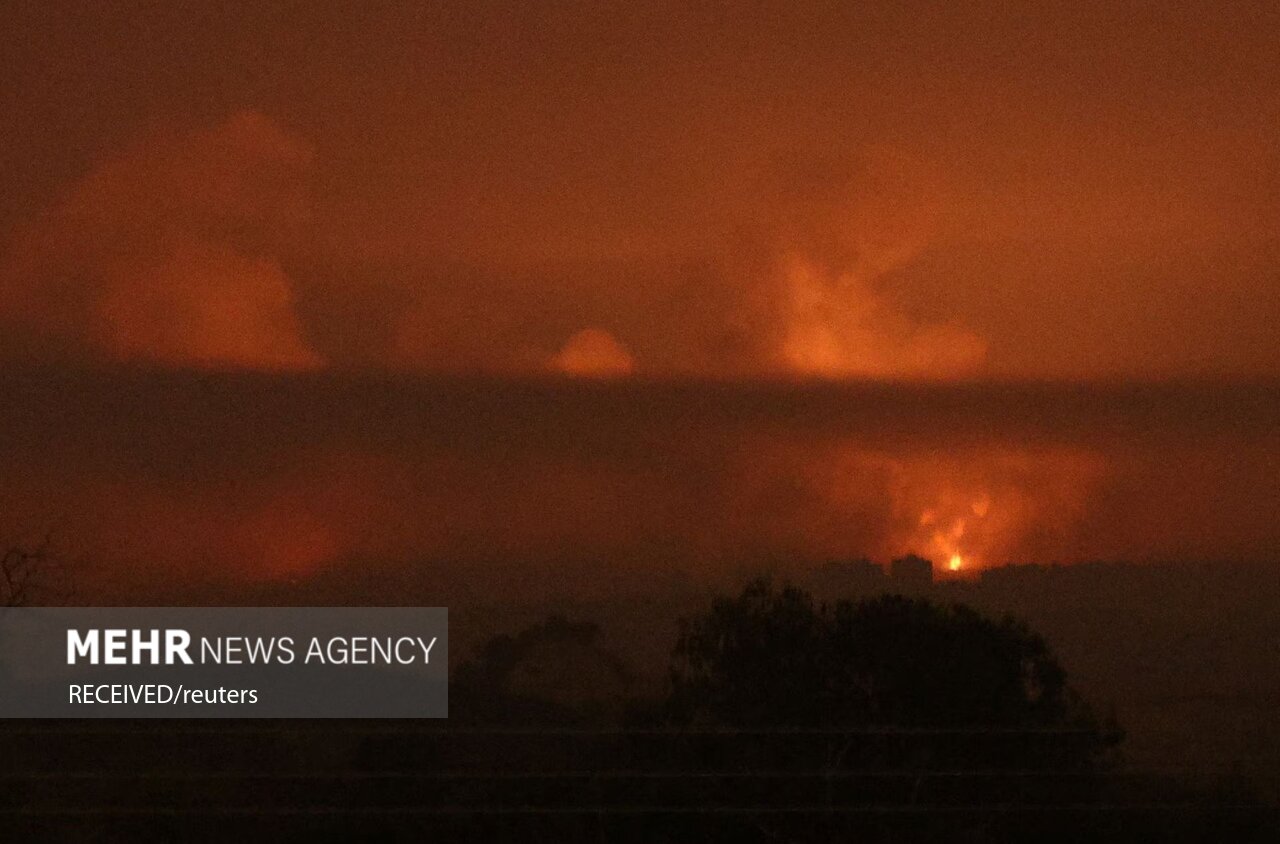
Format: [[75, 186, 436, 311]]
[[3, 566, 1278, 843], [1, 721, 1274, 843]]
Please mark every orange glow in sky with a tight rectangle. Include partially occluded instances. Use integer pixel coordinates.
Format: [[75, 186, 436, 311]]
[[0, 5, 1277, 590]]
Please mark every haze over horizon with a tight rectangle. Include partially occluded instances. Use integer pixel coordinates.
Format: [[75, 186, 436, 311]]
[[3, 2, 1279, 382], [0, 370, 1274, 596], [0, 2, 1277, 588]]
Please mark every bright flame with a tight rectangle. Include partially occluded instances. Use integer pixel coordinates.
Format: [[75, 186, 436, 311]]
[[787, 445, 1105, 575]]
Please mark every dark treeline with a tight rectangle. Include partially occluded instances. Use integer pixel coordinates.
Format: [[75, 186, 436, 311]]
[[4, 579, 1275, 842]]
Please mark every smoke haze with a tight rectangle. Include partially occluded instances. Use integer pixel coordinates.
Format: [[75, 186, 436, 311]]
[[1, 3, 1278, 595], [0, 370, 1274, 598], [2, 3, 1279, 379]]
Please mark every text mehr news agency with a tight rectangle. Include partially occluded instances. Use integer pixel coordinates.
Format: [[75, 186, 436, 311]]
[[63, 628, 438, 706]]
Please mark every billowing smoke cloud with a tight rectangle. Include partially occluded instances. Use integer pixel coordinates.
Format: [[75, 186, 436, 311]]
[[730, 147, 987, 379], [0, 112, 320, 370], [4, 6, 1280, 379], [769, 254, 987, 378], [0, 115, 987, 380]]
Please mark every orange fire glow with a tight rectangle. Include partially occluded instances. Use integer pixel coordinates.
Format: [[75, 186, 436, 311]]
[[775, 255, 987, 379], [551, 329, 635, 377], [768, 444, 1109, 573]]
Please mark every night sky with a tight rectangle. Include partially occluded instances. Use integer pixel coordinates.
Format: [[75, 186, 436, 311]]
[[0, 2, 1276, 591]]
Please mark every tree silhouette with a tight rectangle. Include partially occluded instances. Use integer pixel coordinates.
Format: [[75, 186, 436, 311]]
[[452, 615, 632, 725], [667, 579, 1118, 770], [1, 540, 50, 608]]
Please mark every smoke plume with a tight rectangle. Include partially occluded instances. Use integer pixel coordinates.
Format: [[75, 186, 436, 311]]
[[0, 112, 320, 370]]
